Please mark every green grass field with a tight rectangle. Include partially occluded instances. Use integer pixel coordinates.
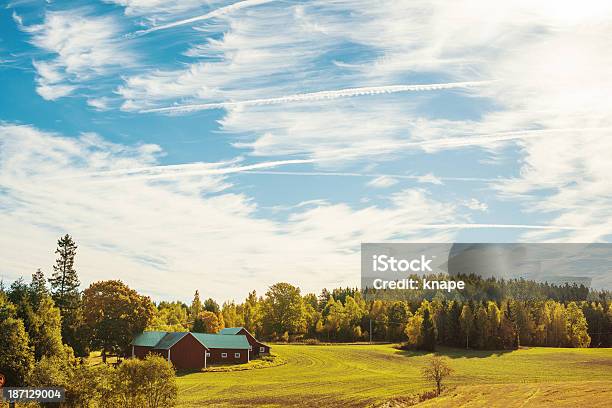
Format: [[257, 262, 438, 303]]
[[175, 344, 612, 407]]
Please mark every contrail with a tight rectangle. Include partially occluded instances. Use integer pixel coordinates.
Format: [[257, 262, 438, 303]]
[[140, 81, 492, 114], [131, 0, 275, 37], [49, 158, 317, 182], [243, 170, 495, 183]]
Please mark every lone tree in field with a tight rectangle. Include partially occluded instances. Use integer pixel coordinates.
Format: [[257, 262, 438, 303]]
[[421, 355, 453, 396]]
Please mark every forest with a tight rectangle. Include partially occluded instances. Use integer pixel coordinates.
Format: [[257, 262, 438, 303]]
[[2, 234, 612, 392]]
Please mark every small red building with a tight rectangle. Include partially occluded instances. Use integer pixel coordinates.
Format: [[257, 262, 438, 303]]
[[219, 327, 271, 356], [130, 331, 257, 369]]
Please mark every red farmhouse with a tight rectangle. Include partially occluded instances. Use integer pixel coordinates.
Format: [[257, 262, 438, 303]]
[[130, 331, 267, 370]]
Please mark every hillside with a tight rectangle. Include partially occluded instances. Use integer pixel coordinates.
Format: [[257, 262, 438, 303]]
[[175, 344, 612, 407]]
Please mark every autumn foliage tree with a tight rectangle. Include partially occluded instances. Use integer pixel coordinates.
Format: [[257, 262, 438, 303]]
[[82, 280, 154, 362], [192, 310, 222, 333]]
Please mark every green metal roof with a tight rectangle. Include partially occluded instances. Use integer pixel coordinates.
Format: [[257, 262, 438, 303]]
[[153, 332, 189, 350], [132, 331, 250, 350], [131, 331, 167, 347], [192, 333, 250, 349], [219, 327, 244, 335]]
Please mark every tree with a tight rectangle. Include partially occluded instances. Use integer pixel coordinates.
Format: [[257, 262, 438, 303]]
[[203, 298, 220, 314], [113, 355, 177, 408], [30, 268, 49, 308], [421, 308, 436, 351], [138, 355, 178, 408], [192, 311, 222, 333], [421, 355, 454, 396], [48, 234, 80, 310], [566, 302, 590, 347], [405, 313, 423, 348], [48, 234, 84, 352], [82, 280, 154, 362], [29, 294, 64, 360], [149, 302, 189, 332], [459, 304, 474, 349], [190, 290, 202, 320], [262, 283, 306, 337], [243, 291, 261, 337], [0, 316, 34, 386]]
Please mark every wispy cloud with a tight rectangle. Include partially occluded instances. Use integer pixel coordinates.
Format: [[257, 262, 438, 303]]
[[0, 124, 464, 300], [131, 0, 276, 36], [20, 8, 134, 100], [366, 176, 398, 189]]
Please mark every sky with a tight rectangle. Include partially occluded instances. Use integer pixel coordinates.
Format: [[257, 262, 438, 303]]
[[1, 0, 611, 303]]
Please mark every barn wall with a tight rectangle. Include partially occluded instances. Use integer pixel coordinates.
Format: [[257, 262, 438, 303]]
[[208, 348, 249, 365], [236, 329, 270, 356], [168, 334, 207, 370]]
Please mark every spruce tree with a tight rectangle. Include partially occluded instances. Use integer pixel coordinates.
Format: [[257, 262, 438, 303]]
[[48, 234, 85, 354], [190, 290, 203, 320], [48, 234, 80, 310]]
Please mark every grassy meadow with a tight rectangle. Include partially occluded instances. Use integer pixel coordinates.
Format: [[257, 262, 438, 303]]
[[175, 344, 612, 407]]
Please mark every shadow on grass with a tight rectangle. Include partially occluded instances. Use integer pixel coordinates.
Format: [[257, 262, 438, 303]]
[[175, 369, 201, 377], [395, 345, 515, 359]]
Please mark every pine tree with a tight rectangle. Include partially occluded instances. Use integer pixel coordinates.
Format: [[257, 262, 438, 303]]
[[48, 234, 80, 310], [190, 290, 203, 320], [30, 268, 49, 308], [48, 234, 85, 354]]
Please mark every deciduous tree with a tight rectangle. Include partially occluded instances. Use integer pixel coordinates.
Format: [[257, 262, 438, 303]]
[[421, 355, 453, 396], [82, 280, 154, 362]]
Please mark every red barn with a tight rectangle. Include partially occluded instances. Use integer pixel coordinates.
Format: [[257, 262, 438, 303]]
[[219, 327, 271, 356], [130, 331, 253, 369]]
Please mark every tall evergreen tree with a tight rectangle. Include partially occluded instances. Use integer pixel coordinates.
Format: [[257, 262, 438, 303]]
[[49, 234, 80, 309], [48, 234, 85, 354], [190, 290, 203, 320]]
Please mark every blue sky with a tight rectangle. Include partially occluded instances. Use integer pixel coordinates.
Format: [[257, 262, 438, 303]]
[[1, 0, 611, 302]]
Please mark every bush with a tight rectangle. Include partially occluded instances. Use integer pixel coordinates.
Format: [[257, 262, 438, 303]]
[[114, 355, 177, 408]]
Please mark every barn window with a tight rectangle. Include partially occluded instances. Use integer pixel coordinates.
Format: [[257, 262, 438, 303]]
[[234, 353, 240, 358], [221, 353, 227, 358], [259, 347, 265, 353], [206, 352, 210, 357]]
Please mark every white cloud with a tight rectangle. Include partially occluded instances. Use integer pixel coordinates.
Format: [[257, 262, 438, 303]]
[[416, 174, 443, 185], [105, 0, 217, 17], [23, 9, 134, 100], [366, 176, 398, 189], [0, 124, 467, 301], [462, 199, 488, 212]]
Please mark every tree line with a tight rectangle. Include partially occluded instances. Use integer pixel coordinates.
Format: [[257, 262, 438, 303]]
[[2, 235, 611, 393]]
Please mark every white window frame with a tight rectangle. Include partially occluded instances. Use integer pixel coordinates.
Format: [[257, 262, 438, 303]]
[[260, 346, 265, 353], [206, 352, 211, 357], [221, 352, 227, 358], [234, 352, 240, 358]]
